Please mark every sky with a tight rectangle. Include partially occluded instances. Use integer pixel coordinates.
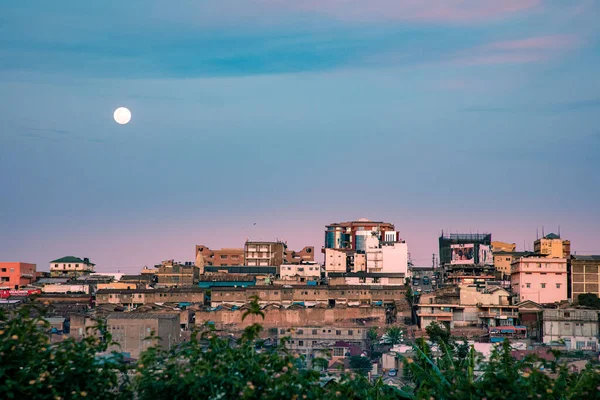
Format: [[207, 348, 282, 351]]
[[1, 1, 599, 273]]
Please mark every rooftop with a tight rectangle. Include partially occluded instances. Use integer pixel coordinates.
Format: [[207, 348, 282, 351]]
[[49, 256, 95, 266], [107, 313, 179, 320], [571, 255, 600, 261]]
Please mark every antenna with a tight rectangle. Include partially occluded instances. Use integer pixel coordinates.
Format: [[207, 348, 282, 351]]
[[558, 226, 561, 238], [542, 226, 545, 237], [536, 228, 538, 240]]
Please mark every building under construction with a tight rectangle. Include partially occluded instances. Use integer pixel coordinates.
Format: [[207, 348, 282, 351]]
[[439, 232, 495, 286]]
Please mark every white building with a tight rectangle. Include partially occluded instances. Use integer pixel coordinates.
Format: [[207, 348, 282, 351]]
[[542, 308, 599, 351], [49, 256, 95, 278], [365, 233, 408, 274], [325, 248, 347, 273], [41, 284, 90, 294], [279, 262, 321, 282]]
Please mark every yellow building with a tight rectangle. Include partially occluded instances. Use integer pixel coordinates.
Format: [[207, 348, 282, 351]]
[[493, 251, 532, 279], [492, 241, 516, 252], [534, 233, 570, 259]]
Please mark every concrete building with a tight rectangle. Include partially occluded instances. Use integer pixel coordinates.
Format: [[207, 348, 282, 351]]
[[244, 241, 285, 267], [0, 262, 36, 288], [41, 284, 90, 294], [156, 260, 200, 287], [439, 233, 494, 284], [281, 326, 368, 363], [511, 256, 568, 304], [284, 247, 315, 264], [96, 287, 205, 309], [107, 313, 181, 359], [570, 255, 600, 301], [325, 248, 347, 273], [324, 219, 395, 252], [493, 251, 533, 279], [416, 285, 518, 330], [279, 262, 321, 283], [534, 233, 570, 259], [327, 273, 405, 286], [196, 245, 245, 267], [542, 308, 599, 351], [49, 256, 95, 278]]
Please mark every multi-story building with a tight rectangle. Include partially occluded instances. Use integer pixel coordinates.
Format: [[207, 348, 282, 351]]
[[510, 256, 568, 304], [49, 256, 95, 278], [416, 286, 518, 330], [542, 308, 599, 351], [279, 262, 321, 284], [493, 251, 533, 279], [324, 219, 395, 253], [156, 260, 200, 287], [195, 245, 245, 267], [439, 233, 494, 284], [325, 248, 348, 273], [569, 255, 600, 301], [107, 313, 181, 359], [281, 326, 368, 362], [284, 247, 315, 264], [244, 241, 285, 267], [0, 262, 36, 288], [96, 287, 205, 309], [534, 233, 570, 259]]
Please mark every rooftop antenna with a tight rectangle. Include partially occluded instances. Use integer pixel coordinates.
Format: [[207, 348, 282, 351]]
[[542, 226, 545, 237], [558, 226, 561, 238], [536, 228, 539, 240]]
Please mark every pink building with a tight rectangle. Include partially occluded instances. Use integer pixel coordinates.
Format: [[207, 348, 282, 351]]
[[511, 257, 567, 304]]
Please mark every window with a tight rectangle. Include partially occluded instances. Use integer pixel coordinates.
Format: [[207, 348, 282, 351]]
[[333, 348, 345, 357], [280, 329, 285, 334], [526, 283, 531, 288], [564, 312, 570, 318], [336, 330, 341, 336], [220, 255, 228, 259], [556, 283, 561, 289], [231, 255, 239, 260], [348, 330, 353, 336], [298, 340, 304, 347], [297, 329, 303, 334], [312, 341, 317, 346], [312, 329, 317, 335], [576, 341, 586, 350], [541, 283, 546, 288]]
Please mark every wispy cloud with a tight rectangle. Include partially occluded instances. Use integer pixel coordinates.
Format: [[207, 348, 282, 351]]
[[462, 98, 600, 113], [453, 34, 581, 65], [263, 0, 541, 23]]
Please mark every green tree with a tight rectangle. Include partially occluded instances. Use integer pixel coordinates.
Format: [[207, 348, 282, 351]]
[[425, 321, 451, 346], [0, 305, 131, 399], [381, 326, 404, 346], [578, 293, 600, 309], [349, 355, 372, 376], [367, 327, 379, 357]]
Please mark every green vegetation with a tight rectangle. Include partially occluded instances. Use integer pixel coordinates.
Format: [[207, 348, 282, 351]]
[[349, 355, 372, 376], [382, 326, 404, 346], [577, 293, 600, 309], [2, 300, 600, 399]]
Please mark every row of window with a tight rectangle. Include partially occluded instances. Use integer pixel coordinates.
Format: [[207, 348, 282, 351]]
[[522, 283, 561, 289], [282, 328, 357, 336]]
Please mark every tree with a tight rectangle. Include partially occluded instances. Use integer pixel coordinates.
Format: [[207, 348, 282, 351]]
[[367, 327, 379, 357], [578, 293, 600, 309], [349, 356, 372, 376], [381, 326, 404, 346], [425, 321, 450, 346]]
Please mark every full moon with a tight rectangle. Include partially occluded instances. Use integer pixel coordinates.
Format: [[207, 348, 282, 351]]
[[113, 107, 132, 125]]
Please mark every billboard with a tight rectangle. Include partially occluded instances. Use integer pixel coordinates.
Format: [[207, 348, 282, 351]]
[[479, 244, 493, 266], [451, 244, 474, 264]]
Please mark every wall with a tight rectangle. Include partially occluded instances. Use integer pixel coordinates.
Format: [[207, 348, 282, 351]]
[[571, 258, 600, 300], [0, 262, 36, 288], [108, 315, 180, 359], [196, 307, 389, 331], [42, 284, 90, 294], [380, 242, 408, 274], [542, 309, 599, 350], [325, 248, 346, 273], [511, 258, 567, 303]]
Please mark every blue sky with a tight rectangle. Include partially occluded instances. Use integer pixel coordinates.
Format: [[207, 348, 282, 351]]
[[1, 1, 599, 272]]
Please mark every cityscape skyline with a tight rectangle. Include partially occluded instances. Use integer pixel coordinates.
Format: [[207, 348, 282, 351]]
[[1, 1, 600, 273]]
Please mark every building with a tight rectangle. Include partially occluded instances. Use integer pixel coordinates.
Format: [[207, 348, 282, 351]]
[[325, 248, 348, 273], [324, 219, 395, 253], [416, 285, 518, 330], [492, 241, 516, 252], [327, 272, 405, 286], [279, 262, 321, 284], [511, 256, 568, 304], [49, 256, 95, 278], [281, 326, 368, 363], [156, 260, 200, 287], [41, 284, 90, 294], [0, 262, 36, 288], [284, 247, 315, 264], [197, 274, 256, 288], [493, 251, 533, 279], [96, 287, 205, 309], [196, 245, 245, 267], [534, 233, 570, 259], [107, 313, 181, 359], [439, 233, 494, 284], [542, 308, 599, 351], [569, 255, 600, 301], [244, 241, 285, 267]]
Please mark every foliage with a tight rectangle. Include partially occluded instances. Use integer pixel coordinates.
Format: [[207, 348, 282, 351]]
[[0, 305, 130, 399], [425, 321, 451, 346], [577, 293, 600, 309], [349, 355, 372, 376], [381, 326, 404, 346], [367, 326, 379, 357]]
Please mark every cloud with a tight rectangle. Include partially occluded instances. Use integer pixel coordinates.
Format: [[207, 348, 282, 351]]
[[262, 0, 541, 23], [453, 34, 581, 65]]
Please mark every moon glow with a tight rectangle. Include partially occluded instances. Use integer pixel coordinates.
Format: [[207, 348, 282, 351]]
[[113, 107, 132, 125]]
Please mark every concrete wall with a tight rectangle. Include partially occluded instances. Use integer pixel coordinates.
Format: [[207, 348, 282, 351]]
[[42, 284, 90, 294], [542, 309, 599, 350], [196, 306, 390, 331], [380, 242, 408, 274], [325, 248, 347, 273], [0, 262, 36, 288], [511, 258, 567, 303]]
